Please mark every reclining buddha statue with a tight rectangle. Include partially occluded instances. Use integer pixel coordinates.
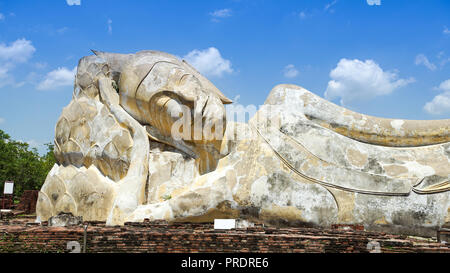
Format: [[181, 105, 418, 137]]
[[36, 50, 450, 236]]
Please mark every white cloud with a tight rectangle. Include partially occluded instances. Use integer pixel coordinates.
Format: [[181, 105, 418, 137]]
[[0, 64, 16, 87], [423, 80, 450, 115], [283, 64, 299, 78], [444, 27, 450, 35], [66, 0, 81, 6], [0, 64, 10, 78], [415, 54, 437, 71], [209, 9, 232, 22], [299, 11, 307, 19], [435, 79, 450, 92], [15, 139, 45, 153], [183, 47, 233, 77], [424, 92, 450, 115], [324, 58, 414, 105], [34, 62, 47, 69], [324, 0, 338, 12], [0, 117, 4, 124], [436, 51, 450, 68], [210, 9, 232, 18], [0, 38, 35, 88], [26, 139, 40, 149], [107, 19, 112, 35], [441, 58, 450, 68], [0, 13, 4, 20], [367, 0, 381, 6], [56, 27, 69, 35], [0, 38, 36, 63], [37, 66, 76, 90]]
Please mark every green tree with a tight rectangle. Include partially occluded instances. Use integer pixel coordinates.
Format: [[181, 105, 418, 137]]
[[0, 129, 56, 198]]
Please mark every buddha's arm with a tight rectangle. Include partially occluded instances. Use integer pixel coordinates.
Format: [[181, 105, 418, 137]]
[[277, 84, 450, 147]]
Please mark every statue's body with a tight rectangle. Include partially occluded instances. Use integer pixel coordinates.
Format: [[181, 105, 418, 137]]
[[36, 50, 450, 236]]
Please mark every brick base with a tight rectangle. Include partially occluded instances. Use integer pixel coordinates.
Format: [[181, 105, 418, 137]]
[[0, 220, 448, 253]]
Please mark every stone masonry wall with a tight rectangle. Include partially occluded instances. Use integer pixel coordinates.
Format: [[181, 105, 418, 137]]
[[0, 220, 449, 253]]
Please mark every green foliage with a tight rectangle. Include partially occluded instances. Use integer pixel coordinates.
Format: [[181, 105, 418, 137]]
[[0, 129, 56, 198]]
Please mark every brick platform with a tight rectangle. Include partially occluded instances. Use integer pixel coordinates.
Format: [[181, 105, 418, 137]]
[[0, 220, 448, 253]]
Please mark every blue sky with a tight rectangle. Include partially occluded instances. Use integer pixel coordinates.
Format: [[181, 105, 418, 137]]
[[0, 0, 449, 153]]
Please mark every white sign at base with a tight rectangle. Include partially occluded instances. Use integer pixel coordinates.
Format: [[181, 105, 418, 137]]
[[214, 219, 236, 229], [3, 182, 14, 195]]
